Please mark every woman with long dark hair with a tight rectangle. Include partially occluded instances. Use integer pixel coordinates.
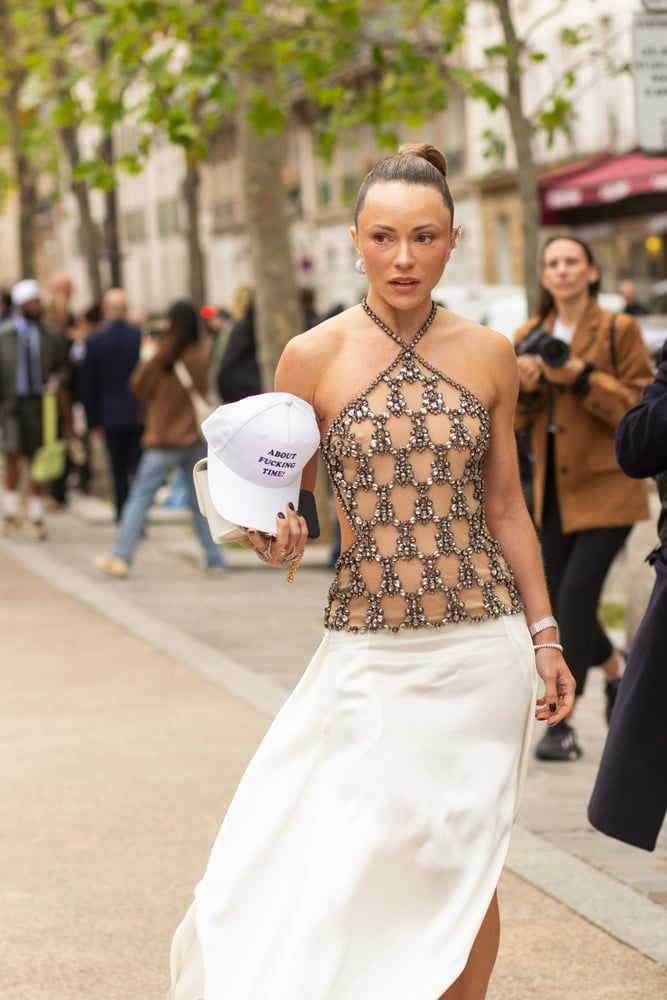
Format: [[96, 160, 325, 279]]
[[514, 235, 653, 761], [95, 299, 225, 578]]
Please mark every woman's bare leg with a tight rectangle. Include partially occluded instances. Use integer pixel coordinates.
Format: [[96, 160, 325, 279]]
[[439, 891, 500, 1000]]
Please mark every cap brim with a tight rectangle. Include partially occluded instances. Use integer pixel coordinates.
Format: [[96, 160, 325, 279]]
[[206, 449, 301, 535]]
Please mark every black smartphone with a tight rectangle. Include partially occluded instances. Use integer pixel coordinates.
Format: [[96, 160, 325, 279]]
[[298, 489, 320, 539]]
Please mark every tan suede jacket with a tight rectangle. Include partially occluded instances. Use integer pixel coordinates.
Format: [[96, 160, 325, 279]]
[[130, 342, 211, 449], [514, 299, 652, 533]]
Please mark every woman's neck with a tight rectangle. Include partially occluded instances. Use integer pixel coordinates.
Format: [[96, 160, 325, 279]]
[[364, 293, 434, 343], [554, 293, 590, 329]]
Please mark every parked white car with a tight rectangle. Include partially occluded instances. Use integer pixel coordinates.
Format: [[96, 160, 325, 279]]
[[433, 282, 666, 361], [431, 283, 524, 333]]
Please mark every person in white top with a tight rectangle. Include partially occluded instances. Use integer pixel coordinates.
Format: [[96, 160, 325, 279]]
[[514, 236, 653, 762]]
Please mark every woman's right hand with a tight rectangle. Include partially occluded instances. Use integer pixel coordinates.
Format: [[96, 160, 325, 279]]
[[517, 353, 542, 394], [242, 502, 308, 571]]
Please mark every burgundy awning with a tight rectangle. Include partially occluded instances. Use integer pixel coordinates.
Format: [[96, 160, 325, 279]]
[[540, 152, 667, 212]]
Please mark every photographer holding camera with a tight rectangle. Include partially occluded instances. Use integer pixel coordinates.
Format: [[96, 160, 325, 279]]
[[514, 235, 653, 762]]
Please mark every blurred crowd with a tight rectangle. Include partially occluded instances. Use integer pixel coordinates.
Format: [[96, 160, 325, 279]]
[[0, 273, 327, 563]]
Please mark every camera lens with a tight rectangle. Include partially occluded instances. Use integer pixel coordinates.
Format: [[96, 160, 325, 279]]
[[540, 338, 570, 368]]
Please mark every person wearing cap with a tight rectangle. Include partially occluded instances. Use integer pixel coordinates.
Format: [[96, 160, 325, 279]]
[[200, 302, 232, 405], [94, 299, 225, 579], [170, 145, 575, 1000], [0, 279, 71, 539]]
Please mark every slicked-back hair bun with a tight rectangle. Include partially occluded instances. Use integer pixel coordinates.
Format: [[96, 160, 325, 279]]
[[354, 143, 454, 229], [397, 142, 448, 179]]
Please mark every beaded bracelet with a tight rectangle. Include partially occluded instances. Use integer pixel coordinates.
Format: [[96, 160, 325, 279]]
[[528, 615, 558, 638], [533, 642, 564, 652]]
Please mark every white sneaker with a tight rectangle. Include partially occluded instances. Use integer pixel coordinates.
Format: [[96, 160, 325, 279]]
[[94, 553, 130, 578], [2, 515, 20, 537], [26, 520, 47, 541], [203, 566, 227, 579]]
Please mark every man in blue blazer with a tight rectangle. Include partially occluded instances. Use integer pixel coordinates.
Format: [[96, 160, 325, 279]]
[[80, 288, 143, 520], [588, 341, 667, 851]]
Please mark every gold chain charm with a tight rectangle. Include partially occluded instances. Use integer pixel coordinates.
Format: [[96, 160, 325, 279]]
[[286, 550, 304, 584]]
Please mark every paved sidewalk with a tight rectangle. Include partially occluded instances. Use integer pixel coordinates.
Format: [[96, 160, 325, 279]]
[[1, 495, 666, 998]]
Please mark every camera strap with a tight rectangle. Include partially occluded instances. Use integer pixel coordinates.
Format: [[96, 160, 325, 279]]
[[609, 314, 617, 375]]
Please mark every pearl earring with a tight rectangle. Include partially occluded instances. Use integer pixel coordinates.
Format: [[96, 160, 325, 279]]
[[355, 257, 366, 275]]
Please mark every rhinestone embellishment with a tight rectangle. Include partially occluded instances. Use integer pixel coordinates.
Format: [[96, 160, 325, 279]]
[[323, 301, 523, 632]]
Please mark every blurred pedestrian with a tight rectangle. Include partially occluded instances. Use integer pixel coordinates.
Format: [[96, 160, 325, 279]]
[[216, 285, 261, 403], [94, 299, 225, 578], [80, 288, 143, 521], [43, 271, 76, 332], [65, 302, 103, 496], [299, 286, 321, 329], [514, 235, 653, 761], [619, 279, 649, 317], [1, 290, 13, 320], [588, 342, 667, 851], [0, 279, 71, 540], [43, 271, 78, 509], [200, 303, 232, 404]]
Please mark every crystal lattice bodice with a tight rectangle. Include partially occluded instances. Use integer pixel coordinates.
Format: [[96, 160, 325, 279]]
[[323, 322, 523, 632]]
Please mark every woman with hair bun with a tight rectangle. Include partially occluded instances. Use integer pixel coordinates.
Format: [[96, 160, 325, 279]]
[[170, 144, 575, 999]]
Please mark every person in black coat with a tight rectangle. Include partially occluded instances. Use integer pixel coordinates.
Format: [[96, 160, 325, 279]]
[[216, 295, 261, 404], [80, 288, 143, 520], [588, 342, 667, 851]]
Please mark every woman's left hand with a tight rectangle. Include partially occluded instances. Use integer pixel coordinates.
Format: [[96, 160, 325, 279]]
[[242, 502, 308, 570], [534, 649, 577, 725], [537, 355, 587, 387]]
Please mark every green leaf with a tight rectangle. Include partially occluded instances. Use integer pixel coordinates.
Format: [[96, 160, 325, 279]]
[[469, 79, 504, 112], [246, 94, 287, 135], [560, 25, 592, 47]]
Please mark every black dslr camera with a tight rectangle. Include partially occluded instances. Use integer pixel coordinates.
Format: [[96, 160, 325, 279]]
[[515, 326, 570, 368]]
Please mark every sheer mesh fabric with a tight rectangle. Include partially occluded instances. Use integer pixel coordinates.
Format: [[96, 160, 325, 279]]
[[323, 322, 523, 632]]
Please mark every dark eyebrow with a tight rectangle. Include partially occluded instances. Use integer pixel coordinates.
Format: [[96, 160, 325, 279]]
[[369, 223, 439, 233]]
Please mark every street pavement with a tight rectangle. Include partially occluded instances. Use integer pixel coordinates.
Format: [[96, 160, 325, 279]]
[[1, 489, 667, 999]]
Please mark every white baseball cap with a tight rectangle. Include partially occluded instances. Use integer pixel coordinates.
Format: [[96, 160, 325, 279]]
[[11, 279, 43, 307], [201, 392, 320, 536]]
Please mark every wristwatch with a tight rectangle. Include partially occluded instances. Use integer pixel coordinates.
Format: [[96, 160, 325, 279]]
[[571, 361, 595, 396]]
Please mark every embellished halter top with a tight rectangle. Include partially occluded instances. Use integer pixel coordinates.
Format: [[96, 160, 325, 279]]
[[322, 300, 524, 632]]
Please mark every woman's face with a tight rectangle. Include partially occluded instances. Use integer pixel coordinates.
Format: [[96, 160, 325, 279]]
[[540, 238, 598, 305], [351, 181, 457, 307]]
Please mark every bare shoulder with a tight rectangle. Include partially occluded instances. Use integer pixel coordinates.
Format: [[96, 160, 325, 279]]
[[464, 316, 515, 357], [478, 324, 519, 402], [275, 305, 357, 399], [432, 309, 518, 406], [436, 306, 512, 350]]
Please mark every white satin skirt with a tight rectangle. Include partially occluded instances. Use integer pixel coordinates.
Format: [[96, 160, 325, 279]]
[[170, 614, 536, 1000]]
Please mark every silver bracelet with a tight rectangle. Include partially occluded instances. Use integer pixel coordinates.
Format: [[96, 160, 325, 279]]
[[528, 615, 558, 638], [533, 642, 564, 652]]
